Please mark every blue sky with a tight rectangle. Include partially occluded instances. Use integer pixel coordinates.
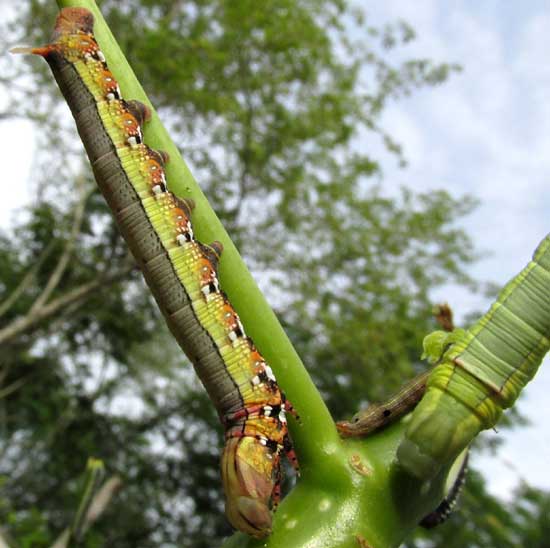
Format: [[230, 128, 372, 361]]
[[1, 1, 549, 500]]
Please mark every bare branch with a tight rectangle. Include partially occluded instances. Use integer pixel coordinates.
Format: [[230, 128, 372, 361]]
[[0, 375, 30, 399], [49, 465, 122, 548], [30, 180, 92, 314], [0, 263, 134, 347], [71, 458, 106, 540], [0, 240, 56, 318]]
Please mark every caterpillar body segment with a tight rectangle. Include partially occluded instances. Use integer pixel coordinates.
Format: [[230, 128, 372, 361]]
[[397, 235, 550, 479]]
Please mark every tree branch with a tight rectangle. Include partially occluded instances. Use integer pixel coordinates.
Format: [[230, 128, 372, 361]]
[[0, 240, 56, 318], [0, 264, 134, 347], [29, 179, 92, 314], [78, 475, 122, 535]]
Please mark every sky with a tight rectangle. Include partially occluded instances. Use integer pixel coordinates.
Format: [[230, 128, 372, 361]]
[[1, 1, 549, 501], [364, 1, 550, 499]]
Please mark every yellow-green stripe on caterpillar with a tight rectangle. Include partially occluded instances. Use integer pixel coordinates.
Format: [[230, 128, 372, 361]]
[[15, 7, 298, 538], [398, 235, 550, 480]]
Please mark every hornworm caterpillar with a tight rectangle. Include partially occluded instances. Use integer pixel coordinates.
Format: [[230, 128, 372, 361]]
[[397, 235, 550, 480], [16, 8, 298, 537], [337, 369, 467, 528]]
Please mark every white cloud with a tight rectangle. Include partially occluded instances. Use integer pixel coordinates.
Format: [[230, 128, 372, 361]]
[[365, 0, 438, 30], [0, 117, 34, 230]]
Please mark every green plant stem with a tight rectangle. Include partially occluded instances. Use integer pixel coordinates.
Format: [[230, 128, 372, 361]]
[[46, 4, 523, 547], [71, 458, 105, 539], [54, 0, 339, 474], [48, 3, 450, 546], [221, 421, 460, 548]]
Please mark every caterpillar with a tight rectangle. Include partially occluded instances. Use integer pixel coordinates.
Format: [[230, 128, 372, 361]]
[[336, 370, 430, 437], [15, 7, 298, 538], [336, 371, 469, 529], [337, 370, 468, 528], [397, 235, 550, 480], [336, 303, 467, 528]]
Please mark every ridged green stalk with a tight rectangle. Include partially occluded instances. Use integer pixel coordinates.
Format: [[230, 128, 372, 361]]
[[55, 0, 339, 474]]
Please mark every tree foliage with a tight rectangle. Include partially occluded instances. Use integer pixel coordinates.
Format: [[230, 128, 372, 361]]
[[0, 1, 545, 546]]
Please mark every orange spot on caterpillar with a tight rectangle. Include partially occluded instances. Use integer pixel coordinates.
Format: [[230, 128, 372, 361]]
[[76, 36, 96, 55], [126, 100, 151, 126], [169, 206, 189, 225], [220, 301, 245, 342], [198, 257, 218, 285], [143, 158, 166, 188], [115, 112, 143, 146], [96, 69, 121, 99]]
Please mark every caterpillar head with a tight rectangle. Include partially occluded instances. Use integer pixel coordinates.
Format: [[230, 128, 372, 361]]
[[13, 8, 95, 59], [221, 436, 280, 538], [52, 8, 94, 39]]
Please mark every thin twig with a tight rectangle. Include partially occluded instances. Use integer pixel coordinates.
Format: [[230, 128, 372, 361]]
[[79, 476, 122, 536], [0, 375, 30, 399], [49, 468, 122, 548], [71, 458, 105, 540], [0, 240, 56, 318], [29, 180, 92, 314], [0, 264, 134, 347]]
